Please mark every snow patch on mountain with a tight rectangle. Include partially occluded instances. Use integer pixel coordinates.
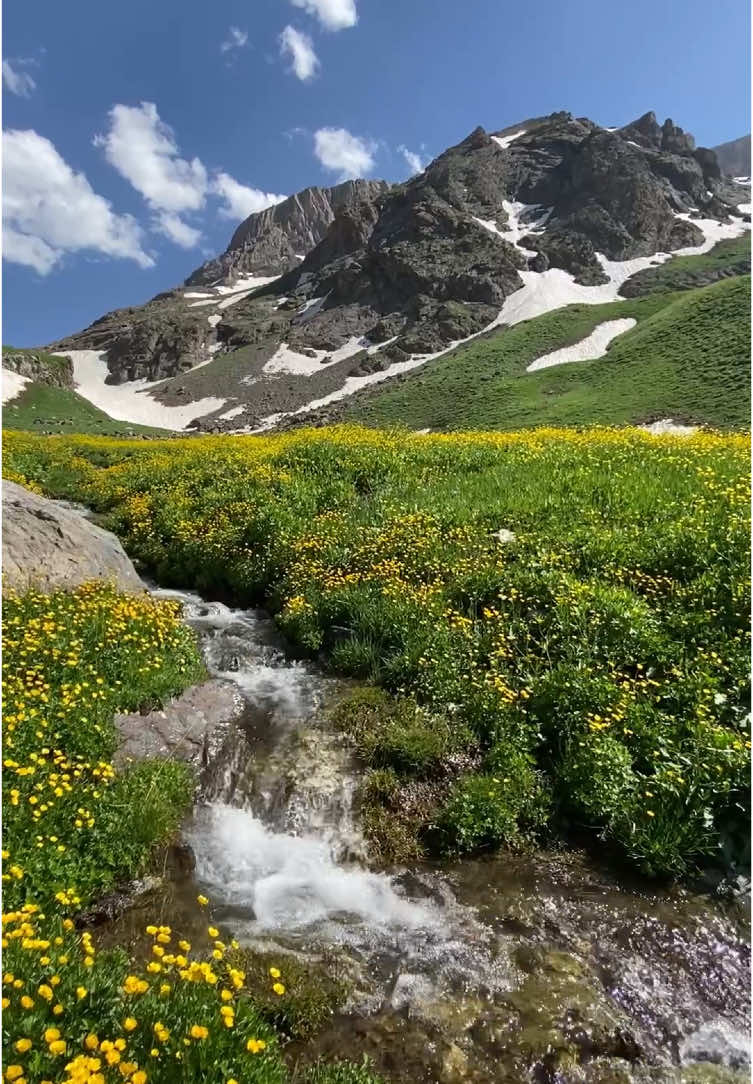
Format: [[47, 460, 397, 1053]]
[[491, 129, 527, 149], [219, 404, 247, 421], [261, 336, 368, 376], [2, 369, 30, 404], [62, 350, 226, 430], [641, 419, 698, 436], [526, 318, 637, 372]]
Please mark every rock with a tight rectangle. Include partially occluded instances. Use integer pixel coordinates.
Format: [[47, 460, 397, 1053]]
[[76, 875, 164, 928], [186, 179, 390, 284], [494, 528, 516, 544], [2, 350, 74, 388], [529, 250, 549, 272], [112, 678, 244, 768], [441, 1043, 469, 1082], [2, 481, 145, 595], [712, 134, 751, 177]]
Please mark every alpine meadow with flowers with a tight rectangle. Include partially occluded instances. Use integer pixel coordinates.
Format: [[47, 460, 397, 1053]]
[[1, 422, 750, 1082]]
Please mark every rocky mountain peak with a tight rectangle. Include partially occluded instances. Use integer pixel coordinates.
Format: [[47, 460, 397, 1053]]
[[186, 178, 390, 287]]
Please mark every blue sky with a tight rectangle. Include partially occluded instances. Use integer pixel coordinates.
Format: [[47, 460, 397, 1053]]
[[3, 0, 750, 346]]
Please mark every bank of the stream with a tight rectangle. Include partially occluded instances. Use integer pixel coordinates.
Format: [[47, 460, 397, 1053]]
[[88, 586, 753, 1084], [4, 425, 750, 881]]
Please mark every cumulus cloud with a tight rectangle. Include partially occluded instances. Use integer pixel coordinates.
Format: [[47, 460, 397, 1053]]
[[279, 25, 319, 81], [290, 0, 357, 30], [2, 128, 153, 274], [2, 59, 36, 97], [220, 26, 248, 53], [154, 212, 203, 248], [94, 102, 207, 246], [95, 102, 207, 213], [211, 172, 286, 221], [314, 127, 376, 180], [398, 145, 426, 176]]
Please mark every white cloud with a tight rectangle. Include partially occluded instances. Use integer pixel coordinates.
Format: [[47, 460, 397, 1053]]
[[211, 172, 286, 221], [3, 229, 58, 274], [2, 128, 153, 275], [2, 59, 36, 97], [94, 102, 207, 246], [279, 25, 319, 81], [314, 127, 376, 180], [220, 26, 248, 53], [154, 212, 202, 248], [290, 0, 357, 30], [398, 145, 425, 176]]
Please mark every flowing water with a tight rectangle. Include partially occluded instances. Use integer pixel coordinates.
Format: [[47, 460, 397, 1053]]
[[147, 587, 750, 1083]]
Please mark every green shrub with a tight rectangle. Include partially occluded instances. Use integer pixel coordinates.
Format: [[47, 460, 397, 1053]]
[[436, 751, 547, 855], [556, 733, 637, 826]]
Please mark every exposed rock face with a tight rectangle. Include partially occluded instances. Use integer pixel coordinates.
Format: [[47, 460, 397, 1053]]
[[713, 134, 751, 177], [51, 295, 214, 384], [268, 110, 727, 350], [113, 680, 244, 768], [2, 350, 73, 388], [2, 481, 144, 594], [186, 179, 390, 284]]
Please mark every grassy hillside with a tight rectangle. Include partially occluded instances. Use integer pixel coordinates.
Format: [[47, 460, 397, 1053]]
[[5, 425, 749, 881], [618, 233, 751, 296], [3, 381, 173, 437], [340, 275, 750, 431]]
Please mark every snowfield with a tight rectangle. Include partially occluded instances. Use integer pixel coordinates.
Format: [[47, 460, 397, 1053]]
[[641, 419, 698, 436], [526, 318, 637, 372], [261, 337, 368, 376], [63, 350, 226, 430], [2, 369, 30, 404]]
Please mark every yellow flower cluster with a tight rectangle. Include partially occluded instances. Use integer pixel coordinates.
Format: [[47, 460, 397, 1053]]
[[1, 900, 283, 1084]]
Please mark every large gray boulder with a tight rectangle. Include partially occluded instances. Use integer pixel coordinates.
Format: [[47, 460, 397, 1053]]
[[2, 480, 144, 594], [112, 679, 244, 768]]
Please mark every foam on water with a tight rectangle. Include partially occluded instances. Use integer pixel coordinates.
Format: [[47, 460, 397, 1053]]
[[187, 804, 434, 933]]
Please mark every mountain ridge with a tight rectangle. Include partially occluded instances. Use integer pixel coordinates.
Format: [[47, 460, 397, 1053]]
[[21, 108, 751, 433]]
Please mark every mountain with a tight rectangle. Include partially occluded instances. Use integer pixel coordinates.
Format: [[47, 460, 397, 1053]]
[[713, 134, 751, 178], [11, 109, 751, 434]]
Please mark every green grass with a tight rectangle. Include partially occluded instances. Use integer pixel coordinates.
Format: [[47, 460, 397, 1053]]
[[2, 582, 206, 911], [341, 276, 750, 432], [4, 425, 749, 880], [2, 381, 173, 437], [618, 233, 751, 296]]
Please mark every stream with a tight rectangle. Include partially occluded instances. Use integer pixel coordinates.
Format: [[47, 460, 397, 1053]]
[[141, 587, 750, 1083]]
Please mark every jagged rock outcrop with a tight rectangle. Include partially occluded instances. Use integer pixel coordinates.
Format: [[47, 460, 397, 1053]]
[[713, 134, 751, 177], [267, 110, 727, 345], [2, 481, 145, 594], [186, 179, 390, 285], [51, 296, 214, 384], [2, 350, 73, 388]]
